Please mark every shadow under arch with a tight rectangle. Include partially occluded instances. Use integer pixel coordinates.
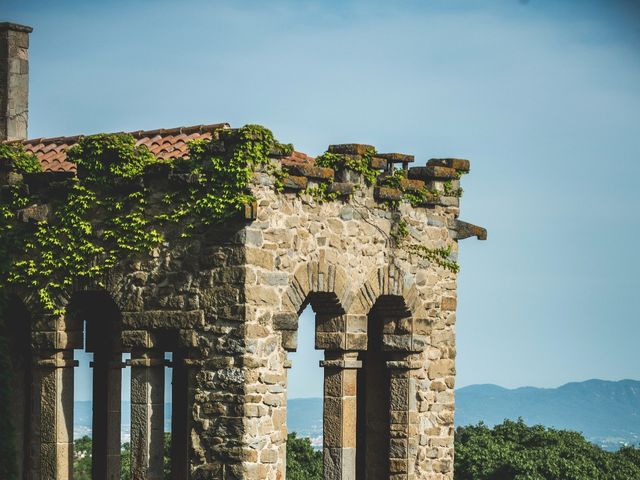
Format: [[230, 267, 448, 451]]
[[66, 290, 124, 480], [0, 294, 33, 480]]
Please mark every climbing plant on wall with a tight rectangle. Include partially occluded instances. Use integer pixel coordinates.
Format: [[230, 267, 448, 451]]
[[0, 125, 294, 313], [0, 124, 457, 316]]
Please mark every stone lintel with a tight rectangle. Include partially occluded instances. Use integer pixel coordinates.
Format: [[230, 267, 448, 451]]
[[120, 310, 204, 329]]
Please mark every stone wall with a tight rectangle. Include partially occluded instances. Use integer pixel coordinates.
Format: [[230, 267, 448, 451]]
[[3, 139, 484, 480]]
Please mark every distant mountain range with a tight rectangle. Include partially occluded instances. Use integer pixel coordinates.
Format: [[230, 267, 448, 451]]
[[456, 379, 640, 450], [74, 379, 640, 451]]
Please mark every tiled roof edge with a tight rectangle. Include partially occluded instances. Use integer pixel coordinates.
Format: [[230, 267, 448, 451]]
[[9, 123, 231, 146]]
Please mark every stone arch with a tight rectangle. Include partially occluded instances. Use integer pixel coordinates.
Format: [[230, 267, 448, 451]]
[[348, 264, 420, 318], [283, 259, 350, 316], [276, 260, 351, 352]]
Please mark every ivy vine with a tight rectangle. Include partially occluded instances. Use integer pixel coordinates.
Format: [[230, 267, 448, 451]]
[[0, 125, 286, 313]]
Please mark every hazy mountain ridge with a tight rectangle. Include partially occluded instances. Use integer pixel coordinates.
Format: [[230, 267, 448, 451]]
[[455, 378, 640, 450], [73, 379, 640, 451]]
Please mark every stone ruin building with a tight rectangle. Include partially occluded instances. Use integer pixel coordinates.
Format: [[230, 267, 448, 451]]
[[0, 22, 486, 480]]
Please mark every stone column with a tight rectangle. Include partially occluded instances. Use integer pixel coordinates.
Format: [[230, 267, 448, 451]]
[[7, 330, 31, 479], [129, 349, 166, 480], [33, 350, 77, 480], [386, 358, 420, 480], [170, 352, 197, 480], [321, 351, 361, 480], [10, 358, 28, 480], [91, 352, 124, 480]]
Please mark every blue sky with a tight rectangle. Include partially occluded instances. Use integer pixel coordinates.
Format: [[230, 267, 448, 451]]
[[4, 0, 640, 400]]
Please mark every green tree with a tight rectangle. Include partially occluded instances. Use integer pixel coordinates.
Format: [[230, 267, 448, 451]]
[[73, 436, 93, 480], [74, 433, 171, 480], [454, 419, 640, 480], [286, 432, 323, 480]]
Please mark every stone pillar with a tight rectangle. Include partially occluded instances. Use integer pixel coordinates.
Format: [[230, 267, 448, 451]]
[[129, 349, 166, 480], [7, 324, 31, 479], [10, 357, 29, 480], [321, 351, 361, 480], [0, 22, 32, 141], [386, 358, 420, 480], [33, 350, 77, 480], [91, 353, 124, 480], [170, 352, 197, 480]]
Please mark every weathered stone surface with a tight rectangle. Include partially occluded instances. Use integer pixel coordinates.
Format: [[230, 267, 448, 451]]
[[281, 175, 308, 190], [427, 158, 470, 172], [327, 143, 374, 155], [408, 165, 457, 181], [374, 186, 403, 201], [284, 163, 334, 180], [370, 156, 388, 169], [377, 152, 415, 164], [399, 178, 426, 191], [450, 219, 487, 240], [328, 182, 355, 196]]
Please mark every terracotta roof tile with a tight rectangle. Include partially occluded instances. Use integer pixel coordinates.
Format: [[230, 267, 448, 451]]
[[9, 123, 231, 173]]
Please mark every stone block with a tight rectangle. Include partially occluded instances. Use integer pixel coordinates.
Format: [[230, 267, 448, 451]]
[[328, 182, 355, 196], [327, 144, 374, 155], [374, 186, 403, 201], [390, 378, 410, 411], [316, 332, 345, 350], [282, 175, 308, 190], [427, 157, 470, 172], [284, 164, 334, 180], [441, 297, 457, 311], [428, 359, 455, 379], [272, 312, 298, 330], [377, 152, 415, 164]]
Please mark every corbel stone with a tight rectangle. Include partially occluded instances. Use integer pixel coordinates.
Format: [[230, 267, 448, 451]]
[[448, 219, 487, 240]]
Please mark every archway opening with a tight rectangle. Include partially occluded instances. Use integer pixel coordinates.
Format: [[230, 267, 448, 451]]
[[286, 304, 323, 446], [68, 291, 123, 480]]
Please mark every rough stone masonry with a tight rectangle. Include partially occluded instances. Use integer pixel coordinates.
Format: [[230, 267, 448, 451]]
[[0, 21, 486, 480]]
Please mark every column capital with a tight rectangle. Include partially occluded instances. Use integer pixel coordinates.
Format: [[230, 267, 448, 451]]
[[33, 350, 78, 368], [126, 357, 168, 367], [319, 358, 362, 369]]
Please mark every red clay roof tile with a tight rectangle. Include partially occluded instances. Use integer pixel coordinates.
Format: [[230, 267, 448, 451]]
[[3, 123, 315, 173]]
